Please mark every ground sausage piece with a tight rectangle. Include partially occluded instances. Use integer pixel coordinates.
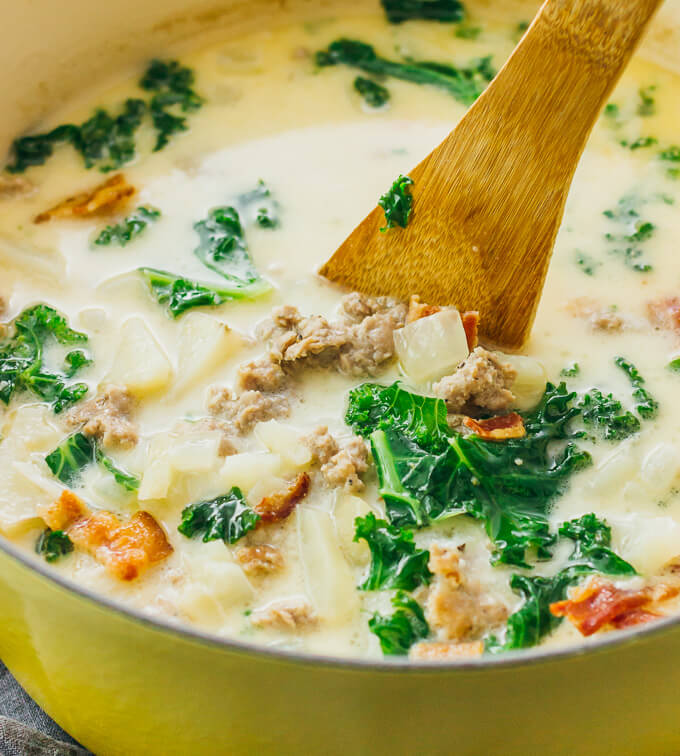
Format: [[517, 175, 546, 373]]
[[321, 437, 369, 493], [65, 384, 138, 448], [0, 175, 34, 199], [235, 544, 284, 576], [410, 641, 484, 661], [647, 296, 680, 333], [250, 598, 318, 630], [236, 357, 287, 393], [254, 473, 310, 524], [432, 347, 516, 415], [340, 292, 407, 324], [566, 297, 625, 332], [337, 309, 404, 377], [207, 386, 290, 434], [303, 426, 340, 465], [425, 545, 508, 642]]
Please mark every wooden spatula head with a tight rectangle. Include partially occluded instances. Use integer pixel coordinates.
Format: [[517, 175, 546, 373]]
[[320, 0, 663, 349]]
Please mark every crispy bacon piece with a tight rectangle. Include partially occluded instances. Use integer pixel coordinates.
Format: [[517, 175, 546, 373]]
[[463, 412, 526, 440], [410, 641, 484, 661], [550, 577, 680, 636], [647, 296, 680, 332], [39, 491, 172, 581], [407, 295, 442, 323], [461, 311, 479, 350], [34, 174, 135, 223], [254, 473, 310, 524]]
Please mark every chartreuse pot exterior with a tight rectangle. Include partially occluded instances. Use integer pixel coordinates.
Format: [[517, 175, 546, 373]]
[[3, 0, 680, 753]]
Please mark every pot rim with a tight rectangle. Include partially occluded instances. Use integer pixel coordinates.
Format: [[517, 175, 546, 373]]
[[1, 531, 677, 672]]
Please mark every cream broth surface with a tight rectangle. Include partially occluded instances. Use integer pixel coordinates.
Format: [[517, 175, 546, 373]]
[[2, 11, 680, 660]]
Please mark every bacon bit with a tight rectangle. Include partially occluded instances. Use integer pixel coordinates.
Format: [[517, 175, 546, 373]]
[[39, 491, 172, 581], [550, 577, 680, 636], [410, 641, 484, 661], [461, 311, 479, 350], [254, 472, 310, 525], [647, 296, 680, 332], [34, 174, 135, 224], [235, 544, 284, 576], [463, 412, 526, 440], [69, 510, 173, 581], [39, 490, 89, 531], [407, 295, 441, 323]]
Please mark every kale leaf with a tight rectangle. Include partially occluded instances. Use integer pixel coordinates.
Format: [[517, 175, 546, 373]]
[[354, 76, 391, 108], [45, 432, 140, 491], [139, 59, 204, 151], [94, 206, 161, 247], [347, 381, 591, 567], [138, 267, 270, 318], [36, 529, 74, 563], [489, 514, 636, 651], [603, 195, 655, 273], [636, 86, 656, 117], [237, 180, 280, 229], [560, 363, 580, 377], [660, 146, 680, 179], [316, 39, 494, 106], [369, 591, 430, 655], [0, 305, 90, 413], [615, 357, 658, 419], [178, 488, 260, 544], [579, 388, 640, 441], [75, 99, 147, 171], [381, 0, 465, 24], [354, 512, 432, 590], [379, 175, 414, 230], [6, 124, 80, 174]]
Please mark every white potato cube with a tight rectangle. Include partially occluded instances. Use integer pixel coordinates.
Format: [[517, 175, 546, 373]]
[[107, 317, 173, 397], [394, 309, 469, 384], [254, 420, 312, 470], [610, 514, 680, 576], [174, 313, 243, 396], [220, 452, 283, 494], [297, 506, 359, 623], [332, 493, 372, 566], [496, 353, 547, 411], [179, 562, 254, 623]]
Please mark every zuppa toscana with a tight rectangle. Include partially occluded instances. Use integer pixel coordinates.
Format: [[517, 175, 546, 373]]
[[2, 0, 680, 661]]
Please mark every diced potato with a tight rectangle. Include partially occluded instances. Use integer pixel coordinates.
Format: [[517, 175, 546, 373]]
[[588, 439, 638, 495], [220, 452, 283, 494], [254, 420, 312, 470], [0, 235, 65, 279], [610, 514, 680, 575], [246, 476, 287, 507], [639, 442, 680, 498], [496, 352, 547, 411], [394, 309, 469, 384], [166, 434, 221, 473], [174, 313, 243, 396], [0, 458, 58, 536], [297, 506, 360, 623], [107, 317, 173, 397], [179, 561, 254, 623], [4, 405, 62, 452], [332, 493, 372, 566]]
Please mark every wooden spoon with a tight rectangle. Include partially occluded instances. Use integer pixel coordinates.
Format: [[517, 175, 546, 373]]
[[319, 0, 663, 348]]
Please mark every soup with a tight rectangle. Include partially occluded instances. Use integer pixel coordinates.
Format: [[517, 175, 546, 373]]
[[2, 2, 680, 661]]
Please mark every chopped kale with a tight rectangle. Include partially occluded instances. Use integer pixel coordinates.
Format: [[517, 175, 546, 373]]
[[138, 268, 270, 318], [636, 86, 656, 117], [579, 389, 640, 441], [237, 180, 280, 229], [574, 251, 600, 276], [604, 103, 620, 120], [354, 76, 391, 108], [368, 591, 430, 655], [76, 99, 147, 171], [603, 195, 655, 273], [45, 432, 140, 491], [256, 208, 278, 229], [455, 24, 482, 39], [379, 175, 414, 230], [660, 145, 680, 179], [380, 0, 465, 24], [615, 357, 658, 419], [560, 363, 580, 377], [488, 514, 636, 651], [347, 381, 591, 567], [621, 136, 658, 150], [0, 305, 90, 413], [316, 39, 494, 106], [139, 59, 204, 151], [6, 124, 80, 174], [36, 529, 74, 563], [94, 206, 161, 247], [354, 512, 432, 591], [178, 488, 260, 544], [667, 358, 680, 374]]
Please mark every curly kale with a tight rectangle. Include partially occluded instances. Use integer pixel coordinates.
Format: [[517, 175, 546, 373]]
[[368, 591, 430, 655], [379, 175, 414, 230], [45, 432, 140, 491], [316, 39, 494, 106], [579, 389, 640, 441], [178, 488, 260, 544], [0, 305, 90, 413], [36, 529, 74, 563], [354, 77, 391, 108], [488, 514, 636, 651], [94, 206, 161, 247], [615, 357, 658, 419], [381, 0, 465, 23], [354, 512, 432, 591], [237, 180, 280, 229]]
